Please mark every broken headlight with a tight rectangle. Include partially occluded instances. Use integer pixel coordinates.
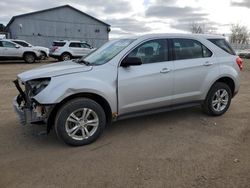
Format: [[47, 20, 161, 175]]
[[26, 78, 51, 97]]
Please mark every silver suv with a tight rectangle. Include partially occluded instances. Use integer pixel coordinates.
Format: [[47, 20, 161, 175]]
[[13, 34, 242, 146], [0, 39, 41, 63], [11, 39, 49, 60], [49, 40, 95, 61]]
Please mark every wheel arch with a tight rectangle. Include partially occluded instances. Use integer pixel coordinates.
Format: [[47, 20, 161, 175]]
[[215, 77, 235, 96], [40, 50, 48, 57], [47, 92, 112, 133], [204, 76, 236, 101], [61, 51, 72, 57], [23, 51, 37, 58]]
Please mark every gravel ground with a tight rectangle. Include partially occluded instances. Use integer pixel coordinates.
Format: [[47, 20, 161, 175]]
[[0, 59, 249, 188]]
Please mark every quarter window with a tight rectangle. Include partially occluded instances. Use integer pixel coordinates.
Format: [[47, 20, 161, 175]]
[[173, 39, 212, 60], [208, 39, 235, 55], [127, 39, 168, 64]]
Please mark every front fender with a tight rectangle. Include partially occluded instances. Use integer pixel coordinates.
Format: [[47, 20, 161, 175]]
[[33, 72, 117, 112]]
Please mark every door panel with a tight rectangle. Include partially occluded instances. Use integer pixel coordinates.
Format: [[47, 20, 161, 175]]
[[2, 41, 21, 57], [171, 38, 216, 104], [80, 43, 91, 56], [118, 39, 174, 115], [69, 42, 81, 56], [118, 62, 174, 114]]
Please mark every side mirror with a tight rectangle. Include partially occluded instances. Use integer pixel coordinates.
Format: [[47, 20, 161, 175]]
[[15, 45, 20, 49], [120, 57, 142, 67], [28, 44, 32, 47]]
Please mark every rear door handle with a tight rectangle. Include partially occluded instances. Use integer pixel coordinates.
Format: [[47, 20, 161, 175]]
[[203, 61, 213, 66], [160, 68, 171, 73]]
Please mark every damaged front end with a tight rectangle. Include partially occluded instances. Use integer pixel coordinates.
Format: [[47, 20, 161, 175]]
[[13, 78, 53, 127]]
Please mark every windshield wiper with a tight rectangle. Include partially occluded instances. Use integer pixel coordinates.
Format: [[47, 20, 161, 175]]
[[74, 59, 91, 66]]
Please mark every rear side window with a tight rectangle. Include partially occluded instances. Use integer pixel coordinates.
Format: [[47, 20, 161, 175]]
[[208, 39, 236, 55], [2, 41, 16, 48], [0, 41, 3, 47], [52, 42, 66, 47], [172, 39, 212, 60]]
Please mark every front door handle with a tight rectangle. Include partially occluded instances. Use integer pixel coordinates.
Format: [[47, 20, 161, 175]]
[[203, 61, 213, 66], [160, 68, 171, 73]]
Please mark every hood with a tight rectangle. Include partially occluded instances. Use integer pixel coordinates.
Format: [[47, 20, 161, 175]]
[[18, 61, 92, 82]]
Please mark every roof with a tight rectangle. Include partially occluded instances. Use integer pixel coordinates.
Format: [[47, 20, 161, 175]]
[[53, 40, 88, 43], [6, 4, 110, 28], [131, 33, 226, 40]]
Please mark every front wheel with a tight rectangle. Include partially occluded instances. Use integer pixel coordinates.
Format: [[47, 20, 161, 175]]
[[40, 52, 47, 60], [202, 82, 232, 116], [55, 98, 106, 146], [24, 53, 36, 63]]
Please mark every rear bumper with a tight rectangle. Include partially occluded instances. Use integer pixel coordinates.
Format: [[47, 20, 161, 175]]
[[49, 53, 61, 59]]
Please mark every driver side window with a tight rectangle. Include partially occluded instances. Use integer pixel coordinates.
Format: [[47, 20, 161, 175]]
[[2, 41, 16, 48], [127, 39, 168, 64]]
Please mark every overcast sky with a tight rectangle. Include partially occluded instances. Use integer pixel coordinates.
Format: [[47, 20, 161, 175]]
[[0, 0, 249, 38]]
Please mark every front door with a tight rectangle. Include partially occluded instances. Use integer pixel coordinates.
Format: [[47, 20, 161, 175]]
[[118, 39, 174, 115], [2, 41, 21, 57]]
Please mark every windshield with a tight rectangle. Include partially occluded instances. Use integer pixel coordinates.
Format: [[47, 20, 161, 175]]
[[82, 39, 135, 65]]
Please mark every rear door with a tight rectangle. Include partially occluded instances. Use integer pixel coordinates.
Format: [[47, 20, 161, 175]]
[[118, 39, 174, 115], [170, 38, 216, 104]]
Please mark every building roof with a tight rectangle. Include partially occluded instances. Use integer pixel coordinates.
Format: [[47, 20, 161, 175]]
[[6, 4, 110, 28]]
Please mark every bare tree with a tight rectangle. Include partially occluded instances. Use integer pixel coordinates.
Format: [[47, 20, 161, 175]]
[[190, 22, 205, 34], [230, 24, 249, 44]]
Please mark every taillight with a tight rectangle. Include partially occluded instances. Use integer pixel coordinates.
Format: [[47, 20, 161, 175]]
[[236, 57, 243, 71], [50, 46, 58, 52]]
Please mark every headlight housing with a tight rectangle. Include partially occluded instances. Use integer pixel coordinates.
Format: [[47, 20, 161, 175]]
[[26, 78, 51, 97]]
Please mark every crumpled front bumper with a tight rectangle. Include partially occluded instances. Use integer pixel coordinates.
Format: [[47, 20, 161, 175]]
[[13, 79, 50, 126], [13, 96, 46, 126]]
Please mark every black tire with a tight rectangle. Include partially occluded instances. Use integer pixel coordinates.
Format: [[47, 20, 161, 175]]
[[60, 52, 71, 61], [202, 82, 232, 116], [24, 53, 36, 63], [55, 98, 106, 146], [40, 51, 47, 60]]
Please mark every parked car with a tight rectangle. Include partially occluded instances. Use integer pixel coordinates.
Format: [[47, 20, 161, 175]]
[[11, 39, 49, 60], [236, 49, 250, 59], [0, 39, 41, 63], [13, 34, 242, 146], [49, 40, 96, 61]]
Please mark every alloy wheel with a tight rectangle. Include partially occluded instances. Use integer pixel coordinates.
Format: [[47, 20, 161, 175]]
[[65, 108, 99, 140]]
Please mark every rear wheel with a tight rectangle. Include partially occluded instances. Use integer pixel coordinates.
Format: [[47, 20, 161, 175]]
[[24, 53, 36, 63], [55, 98, 106, 146], [202, 82, 232, 116], [60, 53, 71, 61]]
